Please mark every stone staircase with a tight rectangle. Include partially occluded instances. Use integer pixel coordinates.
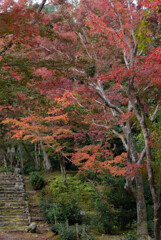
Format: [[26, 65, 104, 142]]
[[0, 172, 30, 233]]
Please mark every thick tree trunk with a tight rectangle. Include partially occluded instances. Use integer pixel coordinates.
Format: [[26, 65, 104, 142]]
[[94, 83, 149, 239], [127, 130, 148, 239], [141, 122, 161, 240], [135, 174, 148, 239], [59, 158, 66, 185], [40, 142, 52, 172], [154, 203, 161, 240]]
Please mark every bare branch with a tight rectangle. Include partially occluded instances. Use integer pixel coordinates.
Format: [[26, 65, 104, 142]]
[[150, 105, 159, 121], [92, 80, 124, 115], [92, 119, 111, 130], [37, 0, 47, 13], [138, 147, 146, 165], [0, 39, 13, 55], [78, 32, 93, 59], [30, 0, 47, 25], [112, 130, 128, 151]]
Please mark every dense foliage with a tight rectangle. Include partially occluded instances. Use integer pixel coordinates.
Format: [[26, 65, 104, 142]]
[[29, 171, 44, 190], [0, 0, 161, 239]]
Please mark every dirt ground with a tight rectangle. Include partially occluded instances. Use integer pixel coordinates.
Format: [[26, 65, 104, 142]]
[[0, 231, 59, 240]]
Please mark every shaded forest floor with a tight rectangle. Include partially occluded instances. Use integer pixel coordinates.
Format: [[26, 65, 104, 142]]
[[0, 233, 121, 240], [0, 231, 57, 240]]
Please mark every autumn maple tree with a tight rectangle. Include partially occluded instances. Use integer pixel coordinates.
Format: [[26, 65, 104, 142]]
[[0, 0, 161, 239]]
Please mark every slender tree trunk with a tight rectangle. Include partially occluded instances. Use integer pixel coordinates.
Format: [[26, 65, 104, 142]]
[[7, 146, 15, 169], [3, 155, 7, 168], [34, 143, 40, 171], [22, 141, 35, 163], [40, 141, 52, 172], [59, 158, 66, 185], [18, 144, 24, 168], [3, 150, 9, 168]]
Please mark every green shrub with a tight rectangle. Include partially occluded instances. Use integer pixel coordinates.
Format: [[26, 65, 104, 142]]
[[51, 223, 78, 240], [51, 223, 97, 240], [40, 198, 54, 223], [105, 177, 136, 231], [21, 162, 35, 175], [29, 172, 44, 190], [120, 231, 139, 240], [41, 188, 46, 197], [148, 220, 154, 238], [40, 198, 87, 225], [55, 200, 84, 225], [50, 176, 94, 208], [91, 201, 117, 234]]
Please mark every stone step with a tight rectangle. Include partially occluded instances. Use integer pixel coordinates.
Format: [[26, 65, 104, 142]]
[[0, 204, 27, 209], [31, 216, 43, 221], [0, 177, 22, 180], [0, 222, 28, 227], [0, 182, 22, 185], [0, 209, 27, 213], [0, 195, 24, 198], [0, 201, 24, 203], [0, 206, 25, 210], [26, 191, 37, 194], [0, 202, 26, 206], [0, 214, 28, 219], [0, 217, 28, 221], [0, 198, 24, 202], [0, 208, 27, 214], [29, 203, 39, 207], [0, 212, 27, 217], [0, 226, 27, 232], [0, 187, 24, 190], [30, 209, 41, 214], [0, 219, 29, 224], [0, 191, 25, 194]]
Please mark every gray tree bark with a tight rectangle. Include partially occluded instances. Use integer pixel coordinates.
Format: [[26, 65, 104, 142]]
[[40, 141, 52, 172]]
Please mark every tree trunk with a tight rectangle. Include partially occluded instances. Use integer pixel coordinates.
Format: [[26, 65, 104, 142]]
[[3, 151, 9, 168], [40, 141, 52, 172], [22, 141, 36, 163], [59, 158, 66, 185], [34, 143, 40, 171], [94, 83, 149, 239], [154, 203, 161, 240], [127, 129, 149, 239], [7, 146, 16, 169], [18, 144, 24, 168], [135, 174, 148, 240], [3, 155, 7, 168], [141, 122, 161, 240]]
